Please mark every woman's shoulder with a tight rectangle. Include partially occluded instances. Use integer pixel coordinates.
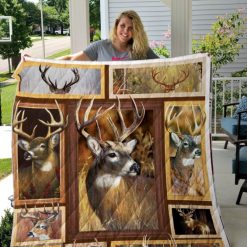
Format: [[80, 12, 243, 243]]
[[91, 39, 111, 46]]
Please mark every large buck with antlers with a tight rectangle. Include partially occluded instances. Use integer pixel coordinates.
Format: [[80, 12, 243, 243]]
[[13, 100, 68, 199], [176, 208, 210, 234], [76, 97, 158, 230], [165, 105, 206, 195], [19, 206, 60, 241]]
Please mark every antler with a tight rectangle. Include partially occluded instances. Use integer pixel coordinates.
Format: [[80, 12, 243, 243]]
[[62, 68, 80, 92], [38, 100, 68, 140], [108, 96, 145, 142], [186, 105, 206, 136], [165, 105, 205, 136], [20, 208, 41, 220], [165, 105, 183, 135], [75, 97, 115, 139], [39, 65, 80, 93], [12, 101, 37, 141], [76, 96, 145, 142], [176, 208, 195, 217], [39, 65, 58, 92], [152, 69, 189, 93]]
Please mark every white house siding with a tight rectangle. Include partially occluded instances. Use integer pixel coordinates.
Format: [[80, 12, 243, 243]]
[[103, 0, 247, 76]]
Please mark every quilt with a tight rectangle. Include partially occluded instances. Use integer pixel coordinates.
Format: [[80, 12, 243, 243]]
[[10, 54, 229, 247]]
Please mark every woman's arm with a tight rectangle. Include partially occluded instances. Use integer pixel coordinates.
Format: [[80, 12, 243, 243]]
[[59, 51, 91, 61]]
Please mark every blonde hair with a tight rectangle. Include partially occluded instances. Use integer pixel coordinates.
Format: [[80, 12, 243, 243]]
[[110, 10, 149, 60]]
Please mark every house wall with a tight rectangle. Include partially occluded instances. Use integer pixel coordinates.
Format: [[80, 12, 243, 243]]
[[101, 0, 247, 76]]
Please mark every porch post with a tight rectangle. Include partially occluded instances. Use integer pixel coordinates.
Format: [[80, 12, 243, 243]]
[[171, 0, 192, 57], [69, 0, 90, 53], [100, 0, 109, 39]]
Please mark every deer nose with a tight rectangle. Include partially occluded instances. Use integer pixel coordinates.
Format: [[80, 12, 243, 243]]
[[24, 152, 32, 160], [27, 231, 35, 237], [130, 163, 141, 175], [195, 149, 201, 157]]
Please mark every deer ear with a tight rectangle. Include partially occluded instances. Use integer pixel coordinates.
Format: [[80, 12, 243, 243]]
[[18, 140, 30, 151], [49, 134, 60, 148], [125, 139, 137, 154], [87, 136, 102, 157], [171, 133, 181, 147]]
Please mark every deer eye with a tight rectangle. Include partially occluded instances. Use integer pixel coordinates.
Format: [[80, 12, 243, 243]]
[[108, 153, 117, 158], [40, 143, 46, 148], [38, 225, 47, 229], [183, 141, 189, 147]]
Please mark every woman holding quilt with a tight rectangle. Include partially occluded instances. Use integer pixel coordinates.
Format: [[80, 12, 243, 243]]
[[61, 10, 159, 61]]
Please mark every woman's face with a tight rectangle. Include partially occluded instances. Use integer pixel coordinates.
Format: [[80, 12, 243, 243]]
[[116, 16, 133, 45]]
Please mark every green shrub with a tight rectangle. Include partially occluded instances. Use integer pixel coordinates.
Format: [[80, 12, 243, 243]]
[[193, 9, 247, 75], [0, 209, 13, 247], [93, 29, 101, 41], [231, 67, 247, 77]]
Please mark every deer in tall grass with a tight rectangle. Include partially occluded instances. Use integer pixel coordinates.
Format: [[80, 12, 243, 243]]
[[20, 205, 60, 240], [165, 105, 206, 195], [76, 97, 158, 230], [176, 208, 210, 234], [13, 100, 68, 199]]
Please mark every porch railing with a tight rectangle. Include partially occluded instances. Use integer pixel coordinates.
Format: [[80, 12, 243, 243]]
[[211, 77, 247, 137]]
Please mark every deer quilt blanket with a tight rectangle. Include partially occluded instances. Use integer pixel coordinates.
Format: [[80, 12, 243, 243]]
[[10, 54, 229, 247]]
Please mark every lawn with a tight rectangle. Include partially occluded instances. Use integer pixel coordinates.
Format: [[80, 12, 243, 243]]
[[0, 158, 12, 180], [47, 49, 71, 59], [1, 83, 17, 125], [0, 72, 12, 83]]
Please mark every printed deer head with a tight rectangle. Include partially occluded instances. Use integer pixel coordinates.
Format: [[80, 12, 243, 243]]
[[152, 68, 189, 93], [75, 96, 145, 187], [165, 105, 206, 167], [20, 205, 60, 240], [13, 100, 68, 164], [39, 65, 80, 94]]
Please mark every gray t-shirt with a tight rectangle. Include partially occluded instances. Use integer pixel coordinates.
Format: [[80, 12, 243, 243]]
[[84, 39, 159, 61]]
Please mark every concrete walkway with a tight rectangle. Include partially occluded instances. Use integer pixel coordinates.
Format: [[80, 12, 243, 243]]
[[0, 125, 12, 159], [0, 174, 13, 219]]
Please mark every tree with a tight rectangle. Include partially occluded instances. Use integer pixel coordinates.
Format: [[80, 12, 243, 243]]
[[43, 5, 60, 34], [193, 9, 247, 75], [0, 0, 32, 70], [21, 1, 40, 31], [0, 209, 13, 247], [45, 0, 69, 34], [90, 0, 100, 29]]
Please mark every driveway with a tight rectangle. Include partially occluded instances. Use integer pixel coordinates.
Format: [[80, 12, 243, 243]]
[[0, 36, 71, 73]]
